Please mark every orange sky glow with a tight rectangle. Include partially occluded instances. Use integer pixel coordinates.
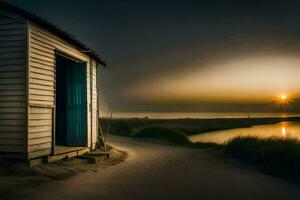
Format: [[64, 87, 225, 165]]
[[125, 55, 300, 105]]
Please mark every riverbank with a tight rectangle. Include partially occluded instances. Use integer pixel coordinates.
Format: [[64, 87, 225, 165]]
[[131, 127, 300, 183], [0, 147, 127, 200], [109, 117, 300, 137], [224, 136, 300, 184]]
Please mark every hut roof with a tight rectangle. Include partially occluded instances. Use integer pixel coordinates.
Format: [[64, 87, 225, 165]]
[[0, 1, 106, 66]]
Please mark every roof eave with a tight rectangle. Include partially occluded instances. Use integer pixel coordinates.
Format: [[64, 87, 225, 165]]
[[0, 1, 107, 67]]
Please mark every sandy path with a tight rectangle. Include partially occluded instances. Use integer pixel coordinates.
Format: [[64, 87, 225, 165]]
[[19, 135, 300, 200]]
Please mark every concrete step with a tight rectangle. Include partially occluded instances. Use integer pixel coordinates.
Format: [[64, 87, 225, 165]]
[[78, 151, 110, 164], [47, 148, 90, 163]]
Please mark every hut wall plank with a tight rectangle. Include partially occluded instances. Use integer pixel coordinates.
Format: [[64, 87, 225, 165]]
[[0, 14, 26, 155], [87, 60, 91, 147], [0, 145, 25, 153], [91, 60, 98, 148], [28, 149, 51, 159], [28, 107, 52, 158]]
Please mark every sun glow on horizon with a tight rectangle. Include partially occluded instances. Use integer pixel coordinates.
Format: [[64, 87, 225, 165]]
[[278, 94, 290, 105], [125, 56, 300, 107], [277, 94, 293, 113]]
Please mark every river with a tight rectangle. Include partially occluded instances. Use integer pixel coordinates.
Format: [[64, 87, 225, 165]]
[[189, 121, 300, 144]]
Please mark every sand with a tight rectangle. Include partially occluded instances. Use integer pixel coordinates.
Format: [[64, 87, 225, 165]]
[[13, 135, 300, 200]]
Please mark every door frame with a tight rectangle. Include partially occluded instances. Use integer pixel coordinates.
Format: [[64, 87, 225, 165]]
[[53, 49, 89, 154]]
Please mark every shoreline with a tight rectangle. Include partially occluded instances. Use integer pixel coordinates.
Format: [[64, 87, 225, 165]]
[[109, 117, 300, 137], [109, 112, 300, 120], [111, 116, 300, 120], [110, 116, 300, 121]]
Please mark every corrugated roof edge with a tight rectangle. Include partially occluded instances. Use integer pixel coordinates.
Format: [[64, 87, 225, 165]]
[[0, 1, 106, 66]]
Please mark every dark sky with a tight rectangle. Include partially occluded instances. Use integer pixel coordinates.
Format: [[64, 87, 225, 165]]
[[5, 0, 300, 116]]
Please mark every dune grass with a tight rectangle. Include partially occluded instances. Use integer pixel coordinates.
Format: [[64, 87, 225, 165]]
[[109, 117, 300, 137], [225, 136, 300, 182], [129, 125, 300, 183], [132, 126, 220, 148], [132, 126, 190, 145], [109, 119, 300, 183], [109, 120, 133, 137]]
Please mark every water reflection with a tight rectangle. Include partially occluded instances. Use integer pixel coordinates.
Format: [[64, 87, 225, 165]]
[[189, 121, 300, 144], [281, 126, 286, 137]]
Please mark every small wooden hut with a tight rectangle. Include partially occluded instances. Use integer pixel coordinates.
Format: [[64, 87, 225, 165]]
[[0, 2, 106, 165]]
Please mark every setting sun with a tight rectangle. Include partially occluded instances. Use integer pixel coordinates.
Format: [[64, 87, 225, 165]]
[[277, 94, 294, 112], [278, 94, 289, 104]]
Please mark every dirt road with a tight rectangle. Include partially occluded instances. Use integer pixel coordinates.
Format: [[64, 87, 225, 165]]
[[19, 135, 300, 200]]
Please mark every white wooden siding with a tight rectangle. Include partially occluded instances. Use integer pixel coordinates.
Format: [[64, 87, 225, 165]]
[[28, 22, 97, 159], [91, 60, 98, 148], [0, 14, 26, 155], [87, 58, 91, 148], [28, 106, 52, 159]]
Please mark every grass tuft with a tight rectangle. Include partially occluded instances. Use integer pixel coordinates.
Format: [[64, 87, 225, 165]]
[[225, 136, 300, 182], [191, 142, 220, 149], [109, 120, 133, 136], [133, 126, 190, 145]]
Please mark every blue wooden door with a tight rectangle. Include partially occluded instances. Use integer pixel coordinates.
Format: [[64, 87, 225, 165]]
[[66, 62, 87, 146]]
